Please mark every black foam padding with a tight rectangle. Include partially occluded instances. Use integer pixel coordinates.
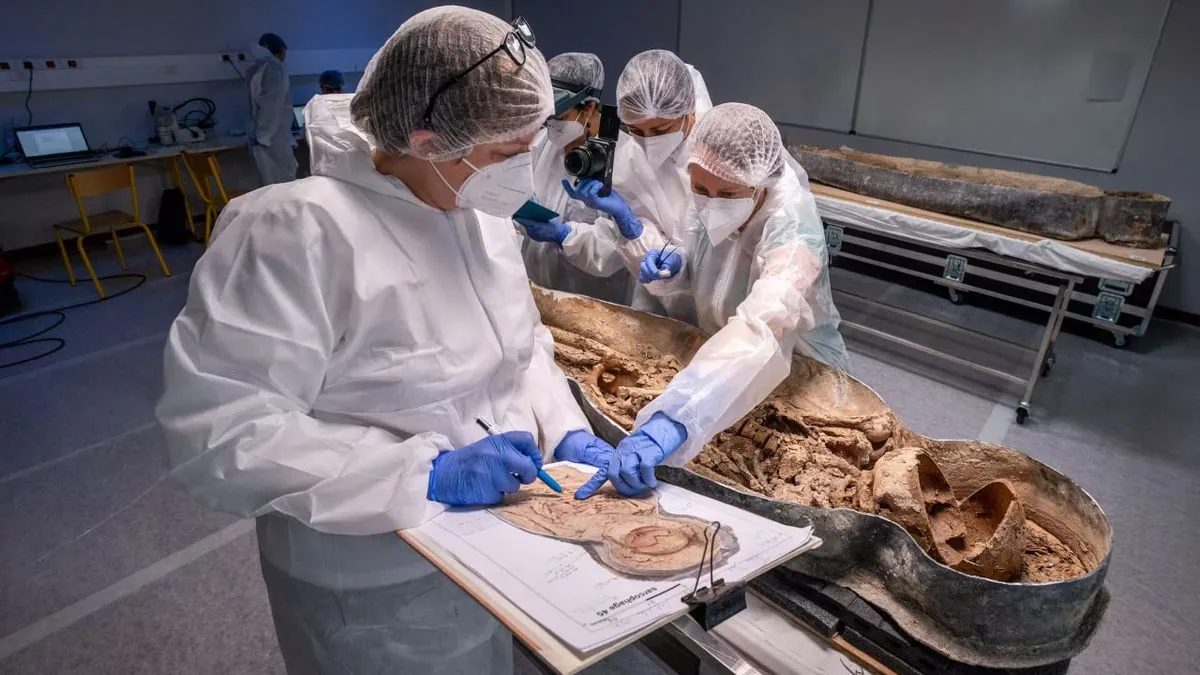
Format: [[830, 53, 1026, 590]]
[[749, 574, 841, 637], [754, 568, 1073, 674]]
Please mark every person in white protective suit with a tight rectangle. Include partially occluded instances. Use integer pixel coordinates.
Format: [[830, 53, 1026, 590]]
[[571, 103, 848, 500], [515, 52, 632, 304], [560, 49, 713, 314], [247, 32, 299, 185], [156, 8, 626, 674]]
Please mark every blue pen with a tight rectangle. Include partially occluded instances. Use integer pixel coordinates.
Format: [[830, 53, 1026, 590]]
[[475, 417, 564, 494]]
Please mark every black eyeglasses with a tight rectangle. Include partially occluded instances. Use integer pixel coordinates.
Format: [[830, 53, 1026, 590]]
[[422, 17, 537, 126]]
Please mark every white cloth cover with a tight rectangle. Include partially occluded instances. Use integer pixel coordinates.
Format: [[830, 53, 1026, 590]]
[[816, 194, 1155, 283]]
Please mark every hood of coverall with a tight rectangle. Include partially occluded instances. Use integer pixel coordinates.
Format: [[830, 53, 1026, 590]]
[[304, 93, 438, 206]]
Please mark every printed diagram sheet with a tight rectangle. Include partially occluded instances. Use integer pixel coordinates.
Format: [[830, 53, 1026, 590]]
[[411, 462, 815, 652]]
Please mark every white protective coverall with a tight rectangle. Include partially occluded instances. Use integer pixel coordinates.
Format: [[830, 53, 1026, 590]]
[[585, 65, 713, 313], [637, 162, 850, 465], [522, 131, 632, 304], [157, 94, 589, 673], [247, 45, 299, 185]]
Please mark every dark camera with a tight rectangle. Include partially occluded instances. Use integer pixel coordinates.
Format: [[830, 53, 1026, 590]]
[[564, 104, 619, 197]]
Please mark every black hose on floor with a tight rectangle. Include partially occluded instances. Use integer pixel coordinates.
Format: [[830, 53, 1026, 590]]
[[0, 273, 148, 370]]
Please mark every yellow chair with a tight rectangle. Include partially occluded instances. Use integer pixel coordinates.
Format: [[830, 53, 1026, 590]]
[[207, 153, 248, 208], [179, 151, 247, 244], [55, 164, 171, 298]]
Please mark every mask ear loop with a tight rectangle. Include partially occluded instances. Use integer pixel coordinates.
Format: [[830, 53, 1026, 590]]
[[578, 105, 595, 138], [429, 159, 465, 198]]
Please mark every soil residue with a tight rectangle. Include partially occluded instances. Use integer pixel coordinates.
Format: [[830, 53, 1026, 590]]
[[1022, 520, 1088, 583], [549, 322, 1092, 584]]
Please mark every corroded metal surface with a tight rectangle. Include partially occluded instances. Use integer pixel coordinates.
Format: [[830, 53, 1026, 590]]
[[795, 145, 1168, 247], [538, 289, 1112, 668]]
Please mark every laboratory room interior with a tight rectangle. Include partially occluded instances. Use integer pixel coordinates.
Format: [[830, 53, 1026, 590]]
[[0, 1, 1197, 674]]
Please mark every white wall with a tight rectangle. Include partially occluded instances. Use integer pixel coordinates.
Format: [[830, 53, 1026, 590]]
[[0, 0, 505, 250], [527, 1, 1198, 314], [3, 1, 1194, 314], [790, 1, 1199, 316]]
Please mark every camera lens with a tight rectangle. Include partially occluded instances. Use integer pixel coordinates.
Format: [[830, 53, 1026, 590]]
[[564, 147, 590, 177]]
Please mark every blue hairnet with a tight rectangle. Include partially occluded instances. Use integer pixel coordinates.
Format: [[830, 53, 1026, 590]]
[[259, 33, 287, 55], [319, 70, 345, 89]]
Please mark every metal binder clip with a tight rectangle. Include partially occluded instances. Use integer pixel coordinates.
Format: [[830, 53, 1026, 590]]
[[681, 522, 746, 630]]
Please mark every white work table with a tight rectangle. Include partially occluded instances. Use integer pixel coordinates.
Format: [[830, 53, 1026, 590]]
[[0, 136, 246, 181]]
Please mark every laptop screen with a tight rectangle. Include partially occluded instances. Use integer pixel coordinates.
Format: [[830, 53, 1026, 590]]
[[16, 125, 90, 158], [293, 105, 305, 129]]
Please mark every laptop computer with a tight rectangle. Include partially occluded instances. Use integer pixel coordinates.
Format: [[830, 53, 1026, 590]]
[[293, 104, 306, 130], [15, 123, 104, 169]]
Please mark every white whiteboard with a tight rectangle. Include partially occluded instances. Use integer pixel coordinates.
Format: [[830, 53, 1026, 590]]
[[679, 0, 870, 132], [855, 0, 1170, 170]]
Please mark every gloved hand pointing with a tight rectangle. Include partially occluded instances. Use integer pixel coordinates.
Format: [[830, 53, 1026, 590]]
[[611, 412, 687, 492], [562, 179, 643, 239], [567, 413, 688, 500], [640, 248, 682, 283], [555, 429, 619, 500], [515, 216, 571, 247], [427, 431, 543, 506]]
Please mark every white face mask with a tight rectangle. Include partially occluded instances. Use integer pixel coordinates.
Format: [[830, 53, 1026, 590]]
[[694, 191, 757, 244], [544, 109, 589, 150], [636, 130, 685, 168], [432, 152, 534, 218]]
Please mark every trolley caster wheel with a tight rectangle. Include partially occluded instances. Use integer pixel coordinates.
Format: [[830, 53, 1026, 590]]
[[1113, 334, 1131, 349], [1041, 352, 1056, 377], [1015, 407, 1029, 425], [948, 289, 964, 305]]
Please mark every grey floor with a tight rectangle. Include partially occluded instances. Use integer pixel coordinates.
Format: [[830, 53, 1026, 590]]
[[0, 243, 1196, 674]]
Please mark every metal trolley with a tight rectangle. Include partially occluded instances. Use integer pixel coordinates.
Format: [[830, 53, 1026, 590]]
[[823, 218, 1178, 423]]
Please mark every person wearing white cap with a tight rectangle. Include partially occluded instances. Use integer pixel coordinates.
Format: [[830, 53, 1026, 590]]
[[515, 52, 631, 304], [575, 102, 847, 501], [561, 49, 712, 313], [157, 7, 617, 673]]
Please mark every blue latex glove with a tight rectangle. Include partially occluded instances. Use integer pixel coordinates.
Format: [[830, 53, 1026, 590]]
[[554, 430, 621, 500], [427, 431, 543, 506], [515, 216, 571, 246], [574, 413, 688, 500], [612, 412, 687, 491], [639, 248, 682, 283], [554, 429, 614, 466], [562, 178, 643, 239]]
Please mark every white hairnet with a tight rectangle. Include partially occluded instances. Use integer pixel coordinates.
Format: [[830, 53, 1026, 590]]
[[688, 103, 784, 187], [548, 52, 604, 102], [350, 6, 553, 161], [616, 49, 695, 124]]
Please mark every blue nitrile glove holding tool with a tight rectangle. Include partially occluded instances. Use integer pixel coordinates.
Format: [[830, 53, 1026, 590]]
[[562, 178, 643, 239], [639, 247, 682, 283], [515, 217, 571, 247], [427, 431, 545, 506], [554, 412, 688, 500]]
